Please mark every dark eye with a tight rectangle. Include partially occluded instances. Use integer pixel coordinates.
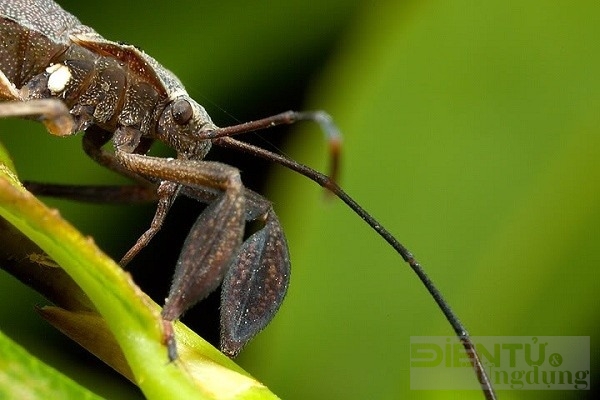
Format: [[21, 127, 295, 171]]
[[171, 99, 193, 125]]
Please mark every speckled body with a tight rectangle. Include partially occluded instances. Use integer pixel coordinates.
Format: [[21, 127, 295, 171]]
[[0, 0, 213, 159], [0, 0, 292, 360]]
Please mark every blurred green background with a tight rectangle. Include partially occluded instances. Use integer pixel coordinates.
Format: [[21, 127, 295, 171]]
[[0, 0, 598, 399]]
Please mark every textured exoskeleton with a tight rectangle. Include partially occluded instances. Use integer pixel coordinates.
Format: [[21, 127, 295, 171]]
[[0, 0, 295, 358]]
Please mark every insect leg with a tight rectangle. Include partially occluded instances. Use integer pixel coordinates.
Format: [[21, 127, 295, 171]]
[[23, 182, 158, 204], [0, 70, 20, 101], [0, 98, 75, 136], [180, 183, 290, 357], [82, 128, 182, 265], [119, 180, 179, 266], [114, 150, 246, 359], [219, 205, 289, 357], [0, 71, 75, 136], [23, 181, 264, 214], [23, 126, 158, 204], [82, 127, 154, 184]]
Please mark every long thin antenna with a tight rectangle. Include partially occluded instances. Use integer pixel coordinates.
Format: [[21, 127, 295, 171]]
[[214, 136, 497, 400]]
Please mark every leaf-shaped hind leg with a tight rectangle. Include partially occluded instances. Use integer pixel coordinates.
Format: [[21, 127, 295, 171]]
[[161, 189, 245, 360], [220, 207, 290, 357], [114, 151, 247, 360], [161, 188, 245, 322]]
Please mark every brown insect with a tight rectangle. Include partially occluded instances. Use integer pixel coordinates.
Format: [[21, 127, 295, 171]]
[[0, 1, 495, 398]]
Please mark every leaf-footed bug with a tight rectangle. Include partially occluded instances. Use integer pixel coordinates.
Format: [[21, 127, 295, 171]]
[[0, 1, 495, 398]]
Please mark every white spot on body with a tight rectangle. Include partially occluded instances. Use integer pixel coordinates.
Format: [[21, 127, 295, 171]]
[[45, 64, 61, 74], [46, 64, 72, 94]]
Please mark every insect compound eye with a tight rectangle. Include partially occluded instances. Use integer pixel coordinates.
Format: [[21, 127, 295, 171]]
[[171, 98, 193, 125]]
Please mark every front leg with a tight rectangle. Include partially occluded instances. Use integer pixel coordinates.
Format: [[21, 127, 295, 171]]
[[0, 71, 74, 136], [0, 98, 75, 136]]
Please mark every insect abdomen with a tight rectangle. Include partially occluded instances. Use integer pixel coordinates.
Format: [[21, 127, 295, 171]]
[[0, 17, 66, 90]]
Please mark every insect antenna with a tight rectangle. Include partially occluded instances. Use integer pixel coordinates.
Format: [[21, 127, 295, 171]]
[[213, 134, 497, 400], [204, 111, 342, 184]]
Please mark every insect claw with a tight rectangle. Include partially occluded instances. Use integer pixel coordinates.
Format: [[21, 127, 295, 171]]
[[220, 208, 290, 357], [162, 319, 178, 362]]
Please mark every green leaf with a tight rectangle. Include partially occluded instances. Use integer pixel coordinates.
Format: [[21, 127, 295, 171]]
[[0, 330, 103, 400]]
